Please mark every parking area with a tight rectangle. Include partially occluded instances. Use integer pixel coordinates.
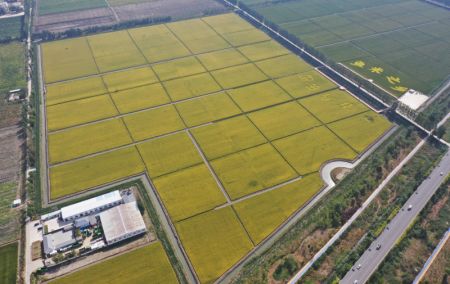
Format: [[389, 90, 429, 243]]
[[25, 220, 44, 284]]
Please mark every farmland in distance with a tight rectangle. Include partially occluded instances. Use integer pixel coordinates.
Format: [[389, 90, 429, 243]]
[[241, 0, 450, 96]]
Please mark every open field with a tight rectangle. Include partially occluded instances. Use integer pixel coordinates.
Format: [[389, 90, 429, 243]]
[[273, 126, 357, 174], [175, 207, 254, 284], [48, 119, 133, 164], [50, 242, 178, 284], [234, 174, 323, 244], [138, 132, 202, 178], [45, 76, 107, 105], [0, 242, 17, 284], [191, 116, 266, 160], [34, 0, 228, 34], [0, 182, 21, 244], [154, 164, 227, 221], [46, 95, 118, 131], [40, 13, 392, 282], [49, 147, 145, 199], [0, 42, 26, 94], [0, 17, 23, 41], [211, 144, 297, 199], [242, 0, 450, 95], [38, 0, 107, 15]]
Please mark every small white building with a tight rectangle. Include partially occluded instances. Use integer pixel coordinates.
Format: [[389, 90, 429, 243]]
[[99, 201, 146, 245], [398, 89, 429, 111], [60, 191, 123, 221], [12, 199, 21, 207]]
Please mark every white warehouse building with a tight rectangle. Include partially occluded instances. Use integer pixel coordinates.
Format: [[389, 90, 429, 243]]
[[99, 201, 146, 245], [60, 191, 123, 221]]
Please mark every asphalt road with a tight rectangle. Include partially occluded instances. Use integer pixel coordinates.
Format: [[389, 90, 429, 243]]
[[341, 148, 450, 284]]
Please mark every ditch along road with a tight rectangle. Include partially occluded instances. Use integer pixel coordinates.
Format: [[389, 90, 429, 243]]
[[412, 228, 450, 284], [341, 147, 450, 284]]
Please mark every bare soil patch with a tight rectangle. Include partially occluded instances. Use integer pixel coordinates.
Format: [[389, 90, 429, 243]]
[[34, 0, 228, 34], [34, 7, 116, 33], [0, 125, 25, 183], [114, 0, 227, 22]]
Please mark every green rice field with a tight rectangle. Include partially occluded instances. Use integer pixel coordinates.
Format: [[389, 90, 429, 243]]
[[242, 0, 450, 96], [0, 242, 18, 284]]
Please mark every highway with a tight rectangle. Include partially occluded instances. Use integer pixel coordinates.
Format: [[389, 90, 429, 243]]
[[287, 138, 426, 284], [341, 148, 450, 284]]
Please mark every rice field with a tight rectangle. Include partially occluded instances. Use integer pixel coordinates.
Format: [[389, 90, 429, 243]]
[[137, 132, 202, 178], [50, 242, 178, 284], [41, 13, 392, 282], [241, 0, 450, 96], [0, 242, 18, 284], [211, 144, 298, 199], [234, 174, 323, 244], [153, 164, 226, 221], [49, 147, 144, 199], [175, 207, 254, 284]]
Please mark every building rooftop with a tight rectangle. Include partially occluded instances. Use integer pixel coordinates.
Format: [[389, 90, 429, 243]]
[[399, 89, 429, 111], [99, 202, 146, 243], [43, 229, 76, 255], [60, 190, 122, 220]]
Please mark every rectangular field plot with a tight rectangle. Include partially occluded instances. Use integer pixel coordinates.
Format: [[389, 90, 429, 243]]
[[211, 144, 298, 199], [196, 49, 249, 71], [41, 13, 394, 283], [153, 164, 226, 222], [328, 111, 391, 153], [163, 73, 222, 102], [102, 67, 158, 93], [111, 83, 170, 114], [248, 102, 320, 140], [246, 0, 450, 94], [138, 132, 202, 178], [211, 63, 268, 89], [256, 54, 312, 78], [202, 13, 254, 35], [38, 0, 107, 15], [152, 57, 205, 81], [222, 29, 270, 47], [234, 174, 323, 244], [273, 126, 357, 174], [87, 31, 146, 73], [275, 70, 337, 98], [128, 24, 190, 63], [50, 147, 144, 199], [50, 242, 178, 284], [167, 18, 230, 54], [299, 89, 369, 123], [46, 95, 118, 131], [0, 242, 18, 284], [175, 92, 241, 127], [45, 76, 107, 106], [227, 80, 291, 112], [41, 38, 98, 83], [48, 119, 132, 164], [191, 116, 267, 160], [238, 40, 289, 61], [175, 207, 254, 284], [123, 105, 185, 141]]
